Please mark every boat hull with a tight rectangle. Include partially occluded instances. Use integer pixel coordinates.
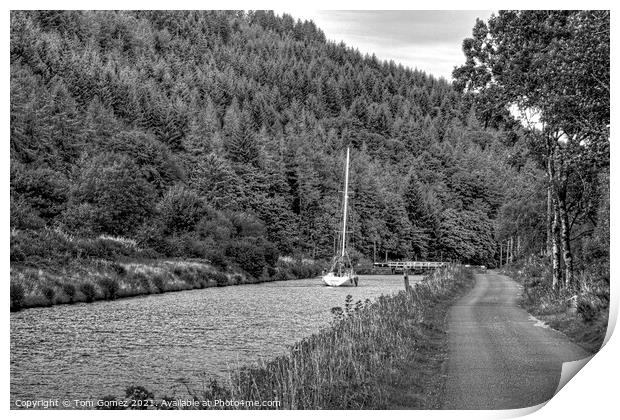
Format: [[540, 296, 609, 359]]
[[322, 273, 359, 287]]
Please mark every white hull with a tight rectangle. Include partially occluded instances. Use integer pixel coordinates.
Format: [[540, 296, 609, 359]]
[[322, 273, 359, 287]]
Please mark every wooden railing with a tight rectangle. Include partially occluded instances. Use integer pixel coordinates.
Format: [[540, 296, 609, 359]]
[[373, 261, 447, 272]]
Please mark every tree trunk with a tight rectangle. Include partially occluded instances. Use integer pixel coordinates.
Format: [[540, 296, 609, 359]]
[[559, 204, 574, 288], [546, 180, 553, 256], [552, 199, 562, 290], [556, 189, 574, 287], [555, 151, 574, 289], [499, 242, 503, 268], [547, 139, 562, 290]]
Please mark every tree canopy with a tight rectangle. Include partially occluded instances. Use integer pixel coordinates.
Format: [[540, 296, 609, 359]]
[[12, 10, 585, 276]]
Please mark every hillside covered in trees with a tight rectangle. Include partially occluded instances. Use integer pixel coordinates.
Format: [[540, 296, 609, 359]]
[[10, 11, 606, 287]]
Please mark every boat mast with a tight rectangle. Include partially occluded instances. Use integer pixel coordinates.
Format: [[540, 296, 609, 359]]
[[341, 147, 350, 258]]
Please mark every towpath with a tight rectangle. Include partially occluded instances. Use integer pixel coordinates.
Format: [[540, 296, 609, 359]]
[[443, 271, 589, 409]]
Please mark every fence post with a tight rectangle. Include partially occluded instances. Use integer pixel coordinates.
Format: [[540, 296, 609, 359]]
[[404, 269, 411, 292]]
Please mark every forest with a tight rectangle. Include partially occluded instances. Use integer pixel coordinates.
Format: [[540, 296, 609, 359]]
[[10, 11, 608, 296]]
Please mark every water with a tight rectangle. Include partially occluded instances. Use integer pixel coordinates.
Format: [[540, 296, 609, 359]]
[[10, 274, 415, 405]]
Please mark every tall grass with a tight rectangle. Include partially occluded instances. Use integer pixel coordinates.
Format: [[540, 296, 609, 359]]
[[103, 265, 473, 409]]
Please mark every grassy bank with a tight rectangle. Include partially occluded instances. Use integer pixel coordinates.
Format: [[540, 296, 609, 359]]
[[100, 265, 474, 410], [502, 256, 609, 354], [10, 229, 323, 312]]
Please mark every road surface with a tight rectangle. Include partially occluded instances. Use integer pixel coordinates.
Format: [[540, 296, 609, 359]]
[[443, 271, 590, 409]]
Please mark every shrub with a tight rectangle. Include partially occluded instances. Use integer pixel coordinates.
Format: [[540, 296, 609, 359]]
[[10, 282, 25, 311], [11, 163, 69, 221], [129, 272, 152, 292], [135, 222, 171, 256], [62, 283, 76, 302], [196, 212, 233, 242], [10, 197, 45, 230], [175, 268, 199, 288], [156, 185, 206, 234], [210, 272, 229, 287], [98, 278, 119, 300], [182, 236, 208, 258], [194, 268, 210, 288], [152, 274, 166, 293], [69, 153, 157, 236], [42, 286, 56, 304], [259, 267, 270, 282], [80, 283, 97, 302], [206, 248, 227, 270], [577, 299, 598, 323], [272, 268, 291, 281], [225, 239, 267, 279]]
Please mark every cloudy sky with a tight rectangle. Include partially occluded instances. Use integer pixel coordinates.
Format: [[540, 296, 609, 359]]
[[274, 10, 495, 80]]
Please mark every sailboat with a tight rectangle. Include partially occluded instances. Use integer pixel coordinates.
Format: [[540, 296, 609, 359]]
[[322, 147, 359, 287]]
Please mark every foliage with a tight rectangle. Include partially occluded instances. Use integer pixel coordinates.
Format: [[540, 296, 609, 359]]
[[65, 153, 157, 236], [9, 10, 525, 270], [453, 11, 609, 283], [80, 283, 97, 303], [10, 282, 25, 311]]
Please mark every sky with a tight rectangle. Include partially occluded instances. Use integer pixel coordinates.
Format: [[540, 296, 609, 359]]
[[273, 10, 495, 81]]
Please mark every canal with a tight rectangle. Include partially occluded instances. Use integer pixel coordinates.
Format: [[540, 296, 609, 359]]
[[11, 274, 416, 405]]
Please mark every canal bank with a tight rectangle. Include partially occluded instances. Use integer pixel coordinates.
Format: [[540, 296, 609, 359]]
[[10, 256, 323, 312]]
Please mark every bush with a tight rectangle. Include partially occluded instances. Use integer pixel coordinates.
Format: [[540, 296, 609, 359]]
[[225, 239, 267, 279], [156, 185, 207, 234], [11, 197, 45, 230], [272, 268, 291, 281], [98, 278, 119, 300], [128, 271, 152, 292], [206, 248, 227, 270], [577, 299, 599, 323], [11, 163, 69, 221], [210, 271, 229, 287], [152, 274, 166, 293], [10, 282, 25, 311], [80, 282, 97, 302], [174, 267, 199, 288], [62, 283, 76, 302], [69, 152, 157, 236], [42, 286, 56, 304]]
